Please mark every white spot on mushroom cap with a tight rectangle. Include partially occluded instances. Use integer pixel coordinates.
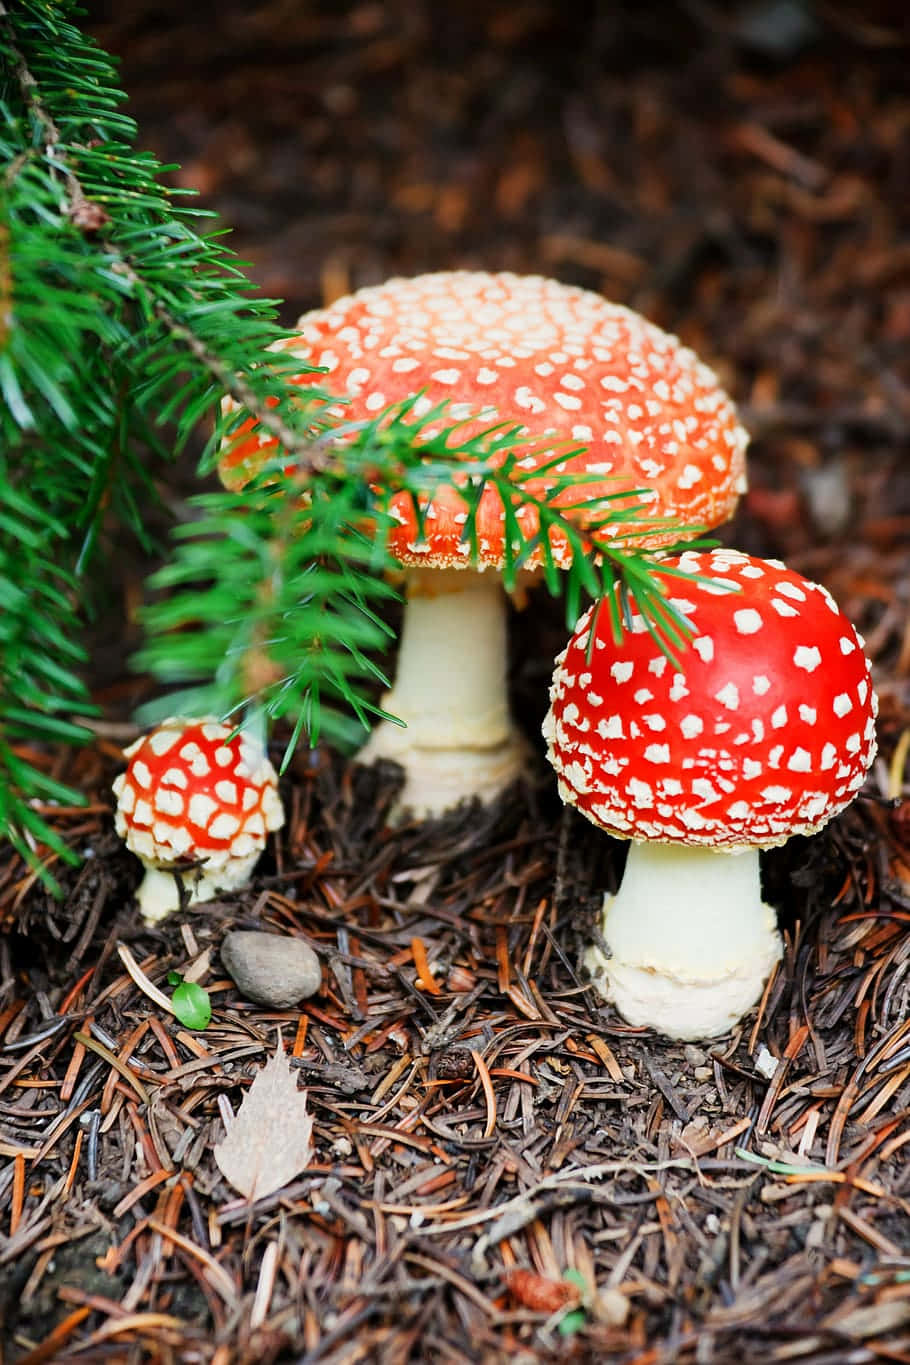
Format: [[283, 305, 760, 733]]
[[727, 800, 752, 820], [131, 760, 152, 790], [154, 788, 184, 817], [597, 715, 625, 739], [188, 793, 218, 828], [715, 682, 740, 711], [147, 727, 180, 756], [644, 744, 670, 764], [676, 464, 703, 489], [734, 609, 763, 635], [209, 813, 241, 840], [128, 828, 157, 861], [262, 786, 285, 830], [669, 674, 689, 702], [794, 645, 822, 672]]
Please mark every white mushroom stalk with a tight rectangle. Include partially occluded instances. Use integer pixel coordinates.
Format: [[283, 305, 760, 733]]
[[357, 567, 526, 815], [218, 271, 749, 818], [544, 549, 878, 1040], [584, 843, 781, 1040]]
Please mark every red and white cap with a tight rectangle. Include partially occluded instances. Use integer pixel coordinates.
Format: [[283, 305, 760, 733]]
[[544, 549, 878, 849], [112, 718, 284, 921], [219, 271, 748, 560]]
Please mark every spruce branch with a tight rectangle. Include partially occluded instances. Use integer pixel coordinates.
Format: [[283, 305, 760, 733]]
[[0, 0, 706, 894], [0, 0, 330, 881], [137, 396, 705, 760]]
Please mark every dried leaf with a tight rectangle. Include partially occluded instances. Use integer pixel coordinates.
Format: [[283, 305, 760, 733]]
[[214, 1044, 313, 1200]]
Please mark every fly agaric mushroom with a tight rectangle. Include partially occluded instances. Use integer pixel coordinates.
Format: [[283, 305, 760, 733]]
[[112, 718, 284, 923], [543, 548, 878, 1040], [219, 271, 749, 816]]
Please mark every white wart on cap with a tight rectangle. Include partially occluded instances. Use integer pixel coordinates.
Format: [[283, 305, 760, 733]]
[[113, 718, 285, 924], [543, 548, 878, 1039]]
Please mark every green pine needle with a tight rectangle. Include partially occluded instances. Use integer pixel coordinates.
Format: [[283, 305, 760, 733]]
[[0, 0, 709, 895]]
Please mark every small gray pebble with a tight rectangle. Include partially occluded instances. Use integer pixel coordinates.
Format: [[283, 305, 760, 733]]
[[221, 930, 322, 1008]]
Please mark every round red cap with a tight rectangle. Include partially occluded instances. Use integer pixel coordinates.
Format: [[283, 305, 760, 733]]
[[544, 549, 878, 848], [112, 718, 284, 870], [219, 272, 748, 565]]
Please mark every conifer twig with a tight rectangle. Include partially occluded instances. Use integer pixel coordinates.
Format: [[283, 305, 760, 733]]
[[0, 0, 703, 894]]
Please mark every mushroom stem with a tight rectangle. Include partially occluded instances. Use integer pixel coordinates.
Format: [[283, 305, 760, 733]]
[[357, 567, 526, 815], [584, 842, 782, 1040], [136, 853, 262, 924]]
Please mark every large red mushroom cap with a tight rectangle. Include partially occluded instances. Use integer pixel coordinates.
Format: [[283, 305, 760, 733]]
[[219, 271, 748, 560], [544, 549, 878, 849], [112, 718, 284, 921]]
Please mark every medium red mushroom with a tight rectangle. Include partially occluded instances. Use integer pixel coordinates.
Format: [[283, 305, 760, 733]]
[[543, 548, 878, 1039], [112, 718, 285, 923], [220, 271, 749, 816]]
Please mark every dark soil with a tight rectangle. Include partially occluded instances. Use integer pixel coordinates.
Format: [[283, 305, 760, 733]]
[[3, 2, 910, 1362]]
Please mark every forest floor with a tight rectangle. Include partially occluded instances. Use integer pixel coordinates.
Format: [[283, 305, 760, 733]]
[[2, 2, 910, 1361]]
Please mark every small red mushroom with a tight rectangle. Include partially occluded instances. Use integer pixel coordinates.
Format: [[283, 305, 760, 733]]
[[543, 548, 878, 1039], [112, 718, 284, 923], [219, 272, 749, 816]]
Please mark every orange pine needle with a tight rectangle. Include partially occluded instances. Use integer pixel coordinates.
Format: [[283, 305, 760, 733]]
[[471, 1049, 497, 1138], [292, 1011, 309, 1057], [112, 1167, 173, 1219], [63, 1129, 84, 1199], [495, 927, 510, 992], [60, 1033, 86, 1103], [9, 1151, 25, 1237], [411, 937, 442, 995], [58, 966, 95, 1014]]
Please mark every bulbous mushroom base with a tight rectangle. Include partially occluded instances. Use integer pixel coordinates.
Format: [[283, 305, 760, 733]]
[[583, 842, 783, 1040], [136, 851, 262, 925], [360, 722, 528, 819]]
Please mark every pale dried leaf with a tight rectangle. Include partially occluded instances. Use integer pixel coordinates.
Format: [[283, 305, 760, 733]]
[[214, 1044, 313, 1200]]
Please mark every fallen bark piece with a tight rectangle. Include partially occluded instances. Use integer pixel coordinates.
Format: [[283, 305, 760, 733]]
[[221, 931, 322, 1008]]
